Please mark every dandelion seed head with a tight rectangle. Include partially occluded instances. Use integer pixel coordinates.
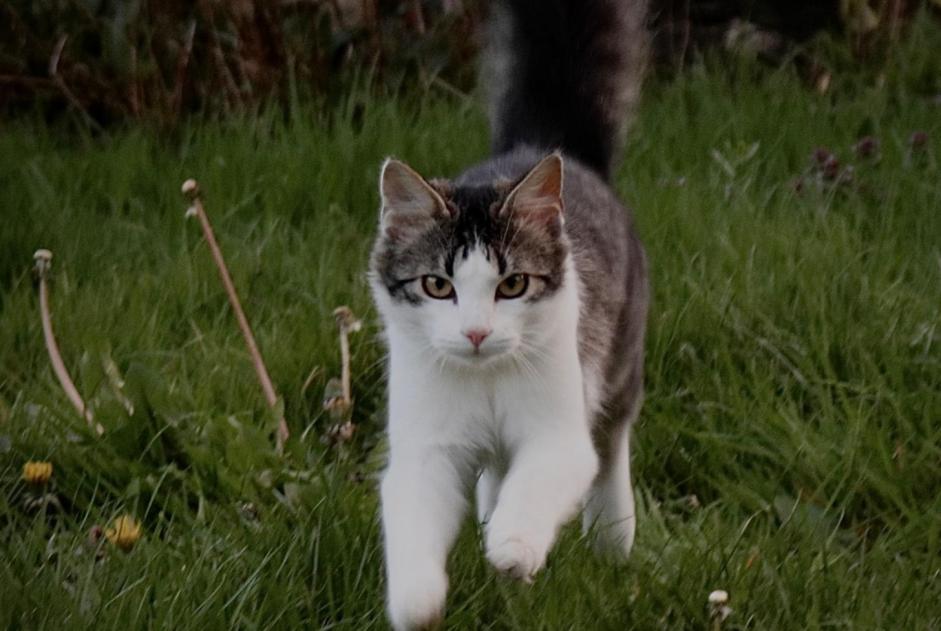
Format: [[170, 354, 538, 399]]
[[33, 249, 53, 274], [181, 179, 199, 197], [708, 590, 729, 605]]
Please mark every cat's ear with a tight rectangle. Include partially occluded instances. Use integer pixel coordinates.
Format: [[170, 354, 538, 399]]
[[501, 152, 564, 224], [379, 159, 448, 235]]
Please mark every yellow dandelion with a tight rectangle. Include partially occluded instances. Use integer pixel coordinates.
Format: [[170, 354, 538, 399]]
[[22, 461, 53, 485], [105, 514, 142, 552]]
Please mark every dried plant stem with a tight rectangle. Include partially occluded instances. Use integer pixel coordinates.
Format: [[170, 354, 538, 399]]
[[33, 250, 103, 435], [333, 306, 361, 410], [182, 180, 289, 452], [339, 321, 351, 404], [322, 307, 360, 446]]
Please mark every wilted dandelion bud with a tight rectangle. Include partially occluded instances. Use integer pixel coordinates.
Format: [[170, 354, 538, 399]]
[[853, 136, 879, 159], [88, 525, 103, 545], [333, 306, 362, 334], [822, 155, 841, 180], [708, 589, 733, 624], [105, 514, 142, 552], [181, 178, 199, 198], [33, 249, 53, 275], [909, 130, 928, 151], [22, 461, 53, 486], [812, 147, 833, 166]]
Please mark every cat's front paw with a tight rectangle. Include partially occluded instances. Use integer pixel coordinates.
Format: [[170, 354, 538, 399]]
[[387, 565, 448, 631], [485, 536, 545, 583]]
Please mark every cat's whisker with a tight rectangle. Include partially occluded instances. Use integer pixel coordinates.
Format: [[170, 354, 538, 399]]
[[518, 339, 554, 366], [510, 353, 535, 384], [515, 350, 550, 391]]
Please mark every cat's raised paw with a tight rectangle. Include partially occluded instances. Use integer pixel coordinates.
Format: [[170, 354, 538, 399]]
[[486, 537, 544, 583]]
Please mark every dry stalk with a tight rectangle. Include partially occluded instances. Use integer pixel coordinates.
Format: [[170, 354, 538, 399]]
[[182, 179, 289, 452], [323, 306, 361, 445], [33, 249, 103, 435], [333, 306, 361, 407]]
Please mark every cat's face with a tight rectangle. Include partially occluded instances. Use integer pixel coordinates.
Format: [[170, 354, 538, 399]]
[[370, 154, 569, 368]]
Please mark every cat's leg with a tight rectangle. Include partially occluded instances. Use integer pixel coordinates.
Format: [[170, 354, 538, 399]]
[[484, 431, 597, 581], [584, 369, 643, 560], [380, 339, 486, 630], [382, 447, 470, 631], [583, 425, 636, 560], [475, 466, 503, 524], [484, 374, 598, 581]]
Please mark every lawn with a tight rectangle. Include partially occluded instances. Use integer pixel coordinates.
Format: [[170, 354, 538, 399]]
[[2, 20, 940, 630]]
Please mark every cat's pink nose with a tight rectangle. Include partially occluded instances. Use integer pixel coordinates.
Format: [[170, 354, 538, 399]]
[[464, 328, 491, 349]]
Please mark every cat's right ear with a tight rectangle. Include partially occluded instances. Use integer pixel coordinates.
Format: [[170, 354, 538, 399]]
[[379, 159, 448, 237]]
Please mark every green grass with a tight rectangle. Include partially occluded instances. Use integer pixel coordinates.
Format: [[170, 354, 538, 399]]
[[2, 22, 941, 630]]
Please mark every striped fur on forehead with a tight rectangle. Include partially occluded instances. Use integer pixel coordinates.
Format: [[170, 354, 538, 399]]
[[371, 181, 568, 304]]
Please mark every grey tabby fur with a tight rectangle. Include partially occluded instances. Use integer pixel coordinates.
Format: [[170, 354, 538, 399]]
[[453, 146, 648, 472], [371, 0, 650, 475]]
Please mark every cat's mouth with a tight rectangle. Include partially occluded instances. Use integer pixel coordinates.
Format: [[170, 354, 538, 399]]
[[439, 341, 515, 367]]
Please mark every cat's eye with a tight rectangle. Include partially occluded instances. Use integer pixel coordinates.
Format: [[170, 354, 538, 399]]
[[496, 274, 529, 299], [422, 275, 455, 300]]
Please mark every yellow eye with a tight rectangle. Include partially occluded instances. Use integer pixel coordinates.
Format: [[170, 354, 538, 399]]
[[421, 275, 454, 300], [497, 274, 528, 299]]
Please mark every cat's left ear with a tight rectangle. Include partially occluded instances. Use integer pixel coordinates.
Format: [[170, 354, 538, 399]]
[[500, 152, 563, 225]]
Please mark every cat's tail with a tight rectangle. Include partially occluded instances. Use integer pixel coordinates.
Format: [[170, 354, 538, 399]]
[[484, 0, 648, 181]]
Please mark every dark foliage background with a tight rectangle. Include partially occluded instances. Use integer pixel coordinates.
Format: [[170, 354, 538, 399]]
[[1, 0, 938, 127]]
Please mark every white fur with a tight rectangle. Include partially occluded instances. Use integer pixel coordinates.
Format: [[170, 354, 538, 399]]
[[374, 248, 601, 631], [583, 425, 636, 558]]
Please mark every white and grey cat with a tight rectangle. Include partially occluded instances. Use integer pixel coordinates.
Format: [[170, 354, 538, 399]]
[[369, 1, 649, 628]]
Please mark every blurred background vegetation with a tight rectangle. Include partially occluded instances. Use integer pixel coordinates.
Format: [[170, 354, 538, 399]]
[[2, 0, 939, 128]]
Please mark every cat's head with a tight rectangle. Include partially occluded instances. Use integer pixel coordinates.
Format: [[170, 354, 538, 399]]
[[369, 153, 571, 368]]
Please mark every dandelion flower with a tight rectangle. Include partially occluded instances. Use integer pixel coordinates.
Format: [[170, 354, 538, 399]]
[[22, 461, 53, 485], [105, 514, 142, 551]]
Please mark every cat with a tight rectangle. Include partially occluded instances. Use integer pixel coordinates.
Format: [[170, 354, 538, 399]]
[[369, 0, 649, 628]]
